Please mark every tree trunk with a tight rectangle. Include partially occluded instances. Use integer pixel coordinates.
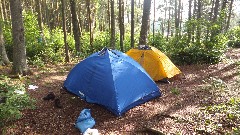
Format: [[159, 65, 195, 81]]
[[70, 0, 81, 53], [220, 0, 228, 32], [205, 0, 215, 41], [187, 0, 192, 43], [86, 0, 93, 52], [162, 2, 167, 35], [110, 0, 115, 49], [167, 7, 171, 40], [212, 0, 220, 23], [10, 0, 29, 75], [122, 0, 125, 40], [153, 0, 155, 39], [2, 0, 8, 22], [36, 0, 43, 32], [139, 0, 151, 45], [177, 0, 181, 35], [191, 0, 197, 42], [196, 0, 202, 44], [61, 0, 70, 62], [119, 0, 124, 51], [0, 21, 10, 65], [131, 0, 134, 48], [0, 0, 4, 21], [107, 0, 111, 31], [174, 0, 178, 33], [226, 0, 234, 30]]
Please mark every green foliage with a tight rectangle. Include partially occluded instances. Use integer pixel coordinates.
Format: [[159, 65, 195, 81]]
[[194, 98, 240, 134], [170, 87, 180, 95], [23, 11, 42, 59], [3, 21, 13, 61], [39, 27, 71, 64], [0, 75, 35, 127], [169, 32, 227, 65], [148, 33, 168, 52], [202, 77, 228, 94], [1, 11, 234, 65], [227, 26, 240, 48], [80, 31, 110, 57]]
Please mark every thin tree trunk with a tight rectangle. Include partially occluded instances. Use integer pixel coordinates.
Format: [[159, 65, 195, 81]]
[[226, 0, 234, 30], [2, 0, 7, 22], [205, 0, 215, 41], [0, 21, 10, 65], [110, 0, 115, 49], [131, 0, 134, 48], [177, 0, 181, 35], [162, 1, 167, 35], [119, 0, 124, 51], [122, 0, 125, 40], [61, 0, 70, 62], [107, 0, 111, 31], [70, 0, 81, 53], [220, 0, 228, 32], [0, 0, 4, 21], [196, 0, 201, 44], [153, 0, 155, 40], [10, 0, 30, 75], [36, 0, 43, 32], [139, 0, 151, 45], [86, 0, 93, 51], [175, 0, 178, 34], [212, 0, 220, 23], [167, 7, 171, 40], [191, 0, 197, 42]]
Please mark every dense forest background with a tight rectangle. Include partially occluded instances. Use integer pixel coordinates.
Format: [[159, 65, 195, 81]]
[[1, 1, 240, 134], [0, 0, 240, 74]]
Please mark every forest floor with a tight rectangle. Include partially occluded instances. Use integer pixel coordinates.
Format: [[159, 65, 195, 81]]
[[1, 48, 240, 135]]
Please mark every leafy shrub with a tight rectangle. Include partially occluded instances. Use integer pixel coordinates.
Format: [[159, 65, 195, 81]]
[[227, 26, 240, 48], [0, 75, 35, 127], [169, 33, 227, 65], [148, 33, 168, 52]]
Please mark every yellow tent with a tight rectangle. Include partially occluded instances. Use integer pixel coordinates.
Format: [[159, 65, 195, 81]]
[[126, 45, 181, 81]]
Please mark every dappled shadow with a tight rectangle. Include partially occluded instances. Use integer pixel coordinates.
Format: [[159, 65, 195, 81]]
[[3, 49, 240, 134]]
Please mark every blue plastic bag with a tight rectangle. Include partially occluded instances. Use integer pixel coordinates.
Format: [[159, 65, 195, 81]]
[[75, 109, 96, 133]]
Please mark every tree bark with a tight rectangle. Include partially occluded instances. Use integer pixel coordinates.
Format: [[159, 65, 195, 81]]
[[10, 0, 29, 75], [174, 0, 178, 31], [110, 0, 115, 49], [212, 0, 220, 23], [139, 0, 151, 45], [70, 0, 81, 53], [167, 6, 171, 40], [2, 0, 8, 22], [36, 0, 43, 32], [0, 21, 10, 65], [196, 0, 202, 44], [61, 0, 70, 62], [0, 0, 4, 21], [226, 0, 234, 30], [86, 0, 93, 52], [107, 0, 111, 31], [187, 0, 192, 43], [153, 0, 155, 39], [119, 0, 124, 51], [131, 0, 134, 48]]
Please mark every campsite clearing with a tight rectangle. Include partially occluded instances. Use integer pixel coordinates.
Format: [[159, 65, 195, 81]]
[[1, 48, 240, 134]]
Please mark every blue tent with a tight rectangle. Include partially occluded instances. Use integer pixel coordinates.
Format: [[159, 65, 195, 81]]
[[64, 48, 161, 116]]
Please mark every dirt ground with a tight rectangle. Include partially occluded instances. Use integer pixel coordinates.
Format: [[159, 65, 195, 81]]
[[1, 48, 240, 135]]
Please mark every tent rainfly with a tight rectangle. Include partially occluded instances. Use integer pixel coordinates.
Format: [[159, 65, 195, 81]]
[[64, 48, 161, 116], [126, 45, 181, 81]]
